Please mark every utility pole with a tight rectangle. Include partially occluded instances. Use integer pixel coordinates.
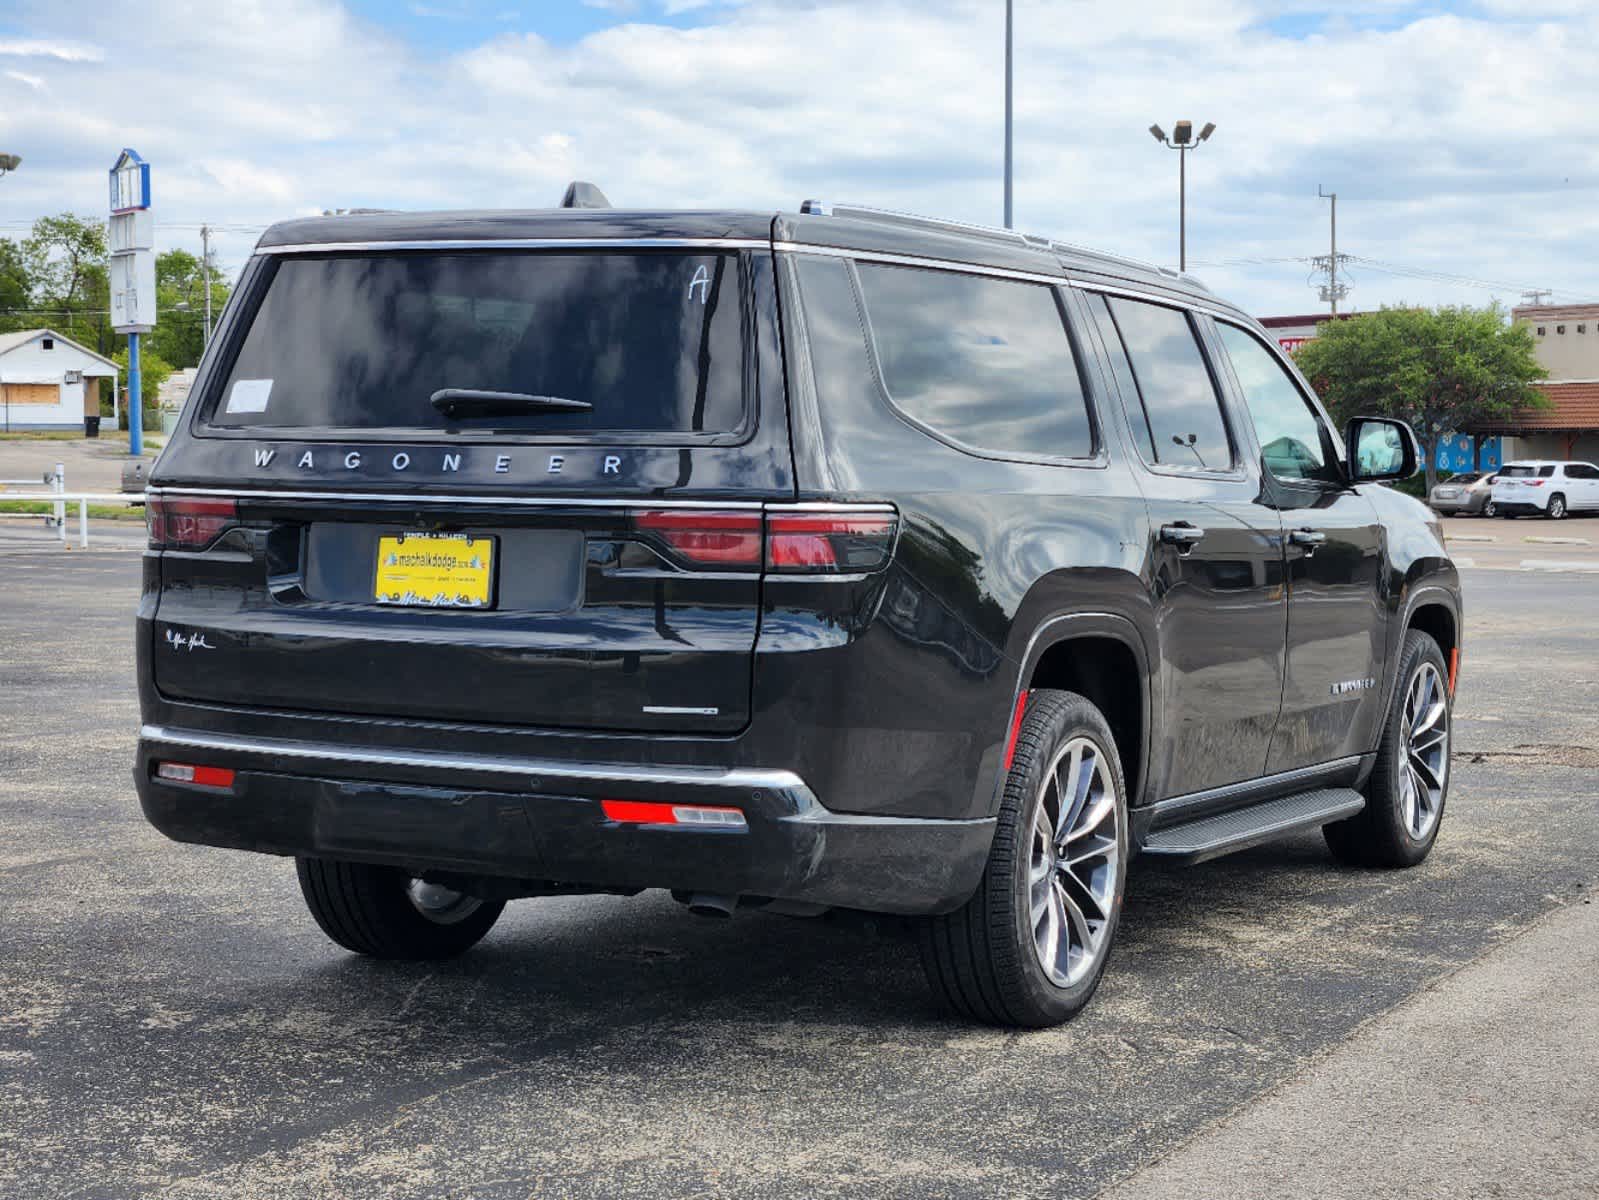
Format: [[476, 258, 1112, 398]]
[[1313, 185, 1351, 315], [1519, 289, 1552, 308], [200, 224, 214, 348], [1003, 0, 1013, 229]]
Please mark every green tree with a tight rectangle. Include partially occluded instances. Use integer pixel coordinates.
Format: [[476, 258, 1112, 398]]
[[110, 344, 174, 430], [0, 238, 31, 331], [1294, 304, 1548, 492], [151, 248, 230, 368], [22, 213, 109, 350]]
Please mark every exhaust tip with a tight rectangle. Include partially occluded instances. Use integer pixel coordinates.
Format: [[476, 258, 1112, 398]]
[[684, 892, 737, 919]]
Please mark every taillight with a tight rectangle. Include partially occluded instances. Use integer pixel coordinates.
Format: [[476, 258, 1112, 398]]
[[629, 505, 898, 574], [633, 510, 763, 568], [147, 496, 237, 550], [1525, 480, 1546, 487], [766, 510, 897, 574]]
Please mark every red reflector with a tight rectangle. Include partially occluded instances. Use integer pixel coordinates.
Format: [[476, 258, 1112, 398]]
[[600, 799, 747, 829], [765, 511, 896, 574], [634, 510, 763, 567], [155, 761, 236, 788], [148, 497, 238, 550], [1448, 647, 1460, 695], [1002, 690, 1030, 772]]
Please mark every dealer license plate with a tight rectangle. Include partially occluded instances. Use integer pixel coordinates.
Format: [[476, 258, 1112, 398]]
[[374, 532, 495, 608]]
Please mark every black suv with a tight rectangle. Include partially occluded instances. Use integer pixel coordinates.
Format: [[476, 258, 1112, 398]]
[[135, 192, 1460, 1027]]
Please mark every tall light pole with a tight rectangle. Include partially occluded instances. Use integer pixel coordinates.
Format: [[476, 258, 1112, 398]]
[[1003, 0, 1013, 229], [1148, 121, 1216, 271]]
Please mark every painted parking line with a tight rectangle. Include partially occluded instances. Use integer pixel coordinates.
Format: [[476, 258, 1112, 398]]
[[1523, 536, 1592, 546], [1444, 535, 1496, 543], [1519, 558, 1599, 573]]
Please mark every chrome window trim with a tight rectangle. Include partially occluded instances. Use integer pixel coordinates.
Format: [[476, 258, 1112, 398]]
[[775, 241, 1067, 287], [255, 237, 773, 255], [141, 724, 809, 791]]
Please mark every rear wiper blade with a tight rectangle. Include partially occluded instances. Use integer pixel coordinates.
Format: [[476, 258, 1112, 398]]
[[429, 389, 592, 419]]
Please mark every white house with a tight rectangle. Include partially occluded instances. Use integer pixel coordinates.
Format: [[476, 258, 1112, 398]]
[[0, 329, 121, 432]]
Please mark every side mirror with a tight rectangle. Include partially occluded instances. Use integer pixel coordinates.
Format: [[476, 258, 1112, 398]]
[[1345, 416, 1420, 482]]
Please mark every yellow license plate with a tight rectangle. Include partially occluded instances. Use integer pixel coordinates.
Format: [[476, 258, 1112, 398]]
[[374, 533, 495, 608]]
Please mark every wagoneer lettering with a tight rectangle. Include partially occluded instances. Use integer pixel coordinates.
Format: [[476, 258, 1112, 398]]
[[136, 191, 1460, 1027]]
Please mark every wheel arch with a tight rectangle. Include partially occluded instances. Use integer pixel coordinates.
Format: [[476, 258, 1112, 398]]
[[1012, 613, 1153, 811]]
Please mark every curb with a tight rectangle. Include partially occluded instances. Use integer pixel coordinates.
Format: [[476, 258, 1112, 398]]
[[1523, 536, 1591, 546], [1445, 535, 1496, 543], [1519, 558, 1599, 573]]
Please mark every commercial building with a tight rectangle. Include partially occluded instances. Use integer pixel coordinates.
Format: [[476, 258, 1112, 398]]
[[1470, 303, 1599, 463], [0, 329, 120, 433]]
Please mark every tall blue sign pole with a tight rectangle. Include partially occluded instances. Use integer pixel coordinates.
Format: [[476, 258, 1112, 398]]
[[127, 332, 142, 456], [108, 149, 155, 458]]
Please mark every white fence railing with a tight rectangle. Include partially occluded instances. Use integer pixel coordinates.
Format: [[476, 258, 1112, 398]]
[[0, 491, 144, 549]]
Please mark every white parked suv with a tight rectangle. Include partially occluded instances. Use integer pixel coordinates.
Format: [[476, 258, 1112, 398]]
[[1490, 460, 1599, 519]]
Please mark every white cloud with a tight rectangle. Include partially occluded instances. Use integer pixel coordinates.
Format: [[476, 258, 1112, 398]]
[[4, 69, 46, 89], [1, 0, 1595, 313], [0, 36, 104, 61]]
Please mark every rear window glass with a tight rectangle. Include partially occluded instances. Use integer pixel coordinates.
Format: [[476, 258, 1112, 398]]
[[1448, 473, 1482, 484], [853, 263, 1095, 460], [206, 252, 745, 438], [1499, 465, 1553, 478]]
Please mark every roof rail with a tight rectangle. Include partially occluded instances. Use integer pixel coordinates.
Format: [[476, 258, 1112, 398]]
[[1049, 239, 1212, 293], [799, 201, 1033, 250]]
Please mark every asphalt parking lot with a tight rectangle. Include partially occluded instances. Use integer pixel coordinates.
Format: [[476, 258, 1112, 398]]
[[3, 552, 1597, 1199]]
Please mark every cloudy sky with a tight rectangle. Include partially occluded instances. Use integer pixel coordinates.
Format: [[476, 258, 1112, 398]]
[[1, 0, 1594, 316]]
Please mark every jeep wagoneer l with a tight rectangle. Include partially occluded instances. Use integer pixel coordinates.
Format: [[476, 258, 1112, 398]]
[[135, 190, 1460, 1026]]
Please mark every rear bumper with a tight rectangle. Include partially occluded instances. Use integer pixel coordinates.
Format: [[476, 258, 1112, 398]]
[[135, 725, 994, 915], [1492, 500, 1544, 515], [1428, 495, 1480, 514]]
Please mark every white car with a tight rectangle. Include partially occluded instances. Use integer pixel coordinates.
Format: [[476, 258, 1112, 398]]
[[1490, 460, 1599, 519]]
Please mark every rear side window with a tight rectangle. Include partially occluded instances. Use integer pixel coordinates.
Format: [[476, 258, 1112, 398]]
[[1101, 296, 1234, 472], [205, 252, 745, 439], [853, 263, 1095, 460]]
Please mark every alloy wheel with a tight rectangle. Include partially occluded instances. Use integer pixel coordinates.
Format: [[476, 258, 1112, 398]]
[[1398, 662, 1448, 841], [1029, 737, 1120, 988], [1549, 496, 1566, 519], [406, 879, 485, 925], [1483, 501, 1496, 518]]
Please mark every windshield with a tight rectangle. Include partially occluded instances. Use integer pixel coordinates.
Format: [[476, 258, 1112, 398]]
[[205, 251, 746, 438]]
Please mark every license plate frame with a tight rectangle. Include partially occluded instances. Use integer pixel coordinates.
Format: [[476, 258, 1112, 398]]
[[373, 532, 496, 609]]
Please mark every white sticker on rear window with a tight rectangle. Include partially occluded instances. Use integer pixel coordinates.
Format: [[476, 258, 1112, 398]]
[[226, 379, 273, 414]]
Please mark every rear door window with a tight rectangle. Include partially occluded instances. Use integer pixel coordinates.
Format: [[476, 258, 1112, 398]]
[[205, 252, 746, 440], [1101, 296, 1234, 472], [853, 262, 1095, 461]]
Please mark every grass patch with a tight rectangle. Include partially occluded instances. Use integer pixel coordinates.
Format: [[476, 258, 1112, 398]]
[[0, 500, 144, 521]]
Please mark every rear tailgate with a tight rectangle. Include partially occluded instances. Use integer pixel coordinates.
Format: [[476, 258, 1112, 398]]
[[149, 242, 793, 735]]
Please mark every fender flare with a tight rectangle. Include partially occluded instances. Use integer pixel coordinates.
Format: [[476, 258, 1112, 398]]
[[986, 610, 1156, 813], [1378, 582, 1462, 737]]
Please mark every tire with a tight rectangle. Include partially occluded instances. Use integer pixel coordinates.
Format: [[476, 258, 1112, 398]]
[[1482, 500, 1497, 518], [295, 857, 505, 959], [1325, 630, 1451, 868], [918, 690, 1128, 1027], [1547, 494, 1567, 520]]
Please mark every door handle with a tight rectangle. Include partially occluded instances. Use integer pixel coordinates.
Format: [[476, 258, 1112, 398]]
[[1159, 522, 1207, 550], [1289, 528, 1327, 551]]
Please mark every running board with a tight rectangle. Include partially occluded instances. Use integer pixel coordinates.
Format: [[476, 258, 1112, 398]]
[[1140, 788, 1366, 864]]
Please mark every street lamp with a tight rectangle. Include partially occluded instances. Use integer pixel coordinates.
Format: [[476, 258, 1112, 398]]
[[1148, 121, 1216, 271], [0, 154, 20, 180]]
